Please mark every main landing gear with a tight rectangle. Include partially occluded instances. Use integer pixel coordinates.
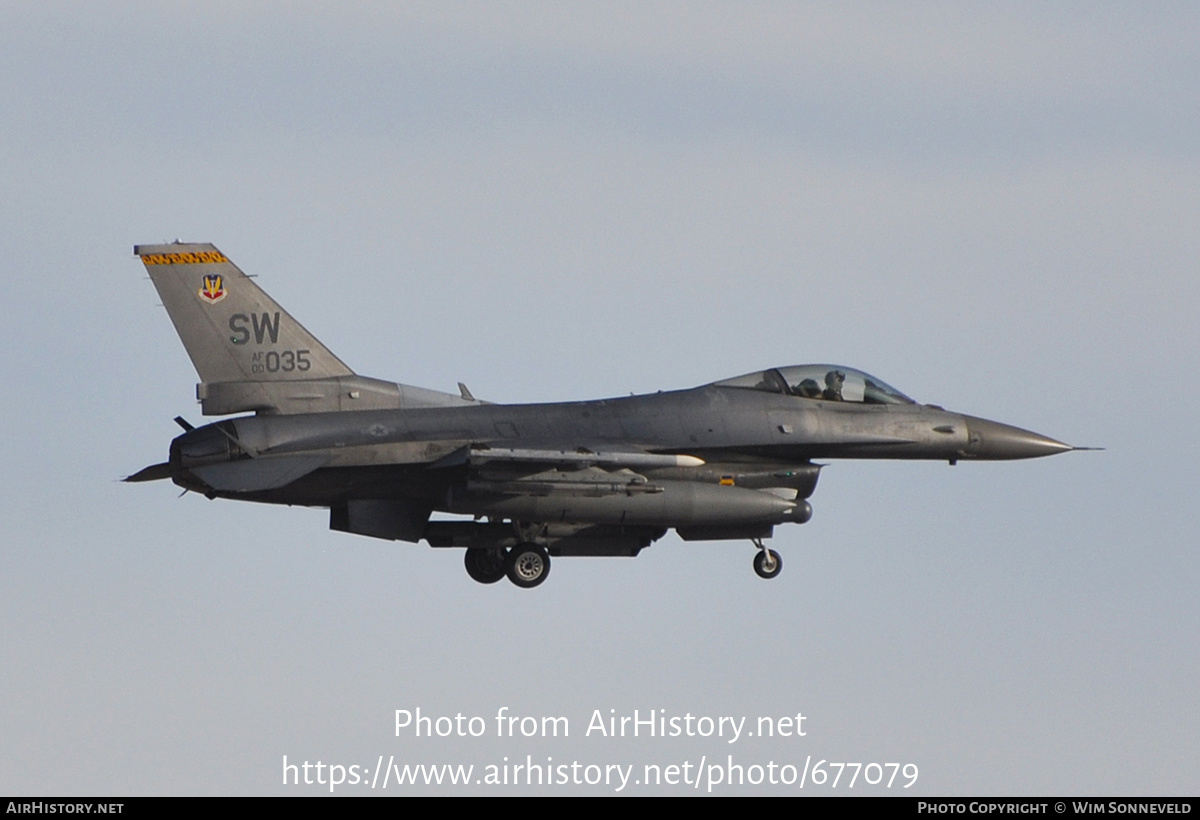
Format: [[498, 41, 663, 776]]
[[506, 543, 551, 588], [463, 547, 507, 585], [751, 538, 782, 579], [464, 543, 551, 588]]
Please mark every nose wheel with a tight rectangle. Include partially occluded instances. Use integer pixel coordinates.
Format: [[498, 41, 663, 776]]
[[751, 539, 782, 579]]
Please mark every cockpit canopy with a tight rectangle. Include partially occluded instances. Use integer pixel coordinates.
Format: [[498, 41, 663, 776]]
[[713, 365, 915, 405]]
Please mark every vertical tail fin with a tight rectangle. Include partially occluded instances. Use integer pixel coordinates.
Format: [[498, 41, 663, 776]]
[[135, 242, 354, 384], [138, 241, 472, 415]]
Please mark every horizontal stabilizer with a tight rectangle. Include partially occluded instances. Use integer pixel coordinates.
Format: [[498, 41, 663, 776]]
[[124, 462, 172, 482], [191, 455, 332, 492]]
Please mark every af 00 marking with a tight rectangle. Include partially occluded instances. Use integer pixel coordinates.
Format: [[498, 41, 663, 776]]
[[250, 349, 311, 374], [226, 311, 310, 372]]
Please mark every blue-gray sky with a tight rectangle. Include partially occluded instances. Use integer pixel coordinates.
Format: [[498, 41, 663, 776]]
[[1, 3, 1196, 795]]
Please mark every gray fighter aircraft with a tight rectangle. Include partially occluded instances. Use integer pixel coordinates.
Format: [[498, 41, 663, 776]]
[[127, 242, 1078, 588]]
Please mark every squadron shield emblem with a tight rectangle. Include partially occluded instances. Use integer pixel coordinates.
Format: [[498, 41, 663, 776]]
[[198, 274, 227, 304]]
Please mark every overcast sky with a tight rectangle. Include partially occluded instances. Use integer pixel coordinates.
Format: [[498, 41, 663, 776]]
[[1, 3, 1196, 795]]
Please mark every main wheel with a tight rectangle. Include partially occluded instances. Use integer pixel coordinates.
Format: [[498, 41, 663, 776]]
[[506, 543, 550, 588], [464, 547, 507, 584], [754, 548, 782, 579]]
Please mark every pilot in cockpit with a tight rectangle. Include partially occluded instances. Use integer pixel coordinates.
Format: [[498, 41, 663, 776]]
[[823, 370, 846, 401]]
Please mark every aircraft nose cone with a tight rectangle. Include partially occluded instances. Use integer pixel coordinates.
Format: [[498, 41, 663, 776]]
[[962, 416, 1073, 460]]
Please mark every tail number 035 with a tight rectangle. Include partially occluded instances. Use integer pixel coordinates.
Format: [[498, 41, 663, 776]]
[[250, 350, 311, 374]]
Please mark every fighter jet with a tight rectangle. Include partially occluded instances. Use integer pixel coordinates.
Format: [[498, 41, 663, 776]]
[[127, 242, 1078, 588]]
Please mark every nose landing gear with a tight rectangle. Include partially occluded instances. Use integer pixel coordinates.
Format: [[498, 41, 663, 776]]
[[751, 538, 782, 579]]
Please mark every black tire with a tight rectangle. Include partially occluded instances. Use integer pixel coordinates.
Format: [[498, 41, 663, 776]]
[[753, 549, 782, 579], [464, 547, 507, 584], [506, 543, 550, 588]]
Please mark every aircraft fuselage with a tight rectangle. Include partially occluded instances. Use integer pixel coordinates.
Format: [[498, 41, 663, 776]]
[[131, 242, 1077, 587]]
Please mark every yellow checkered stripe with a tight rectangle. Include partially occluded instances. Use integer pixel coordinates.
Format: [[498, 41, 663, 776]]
[[141, 251, 228, 265]]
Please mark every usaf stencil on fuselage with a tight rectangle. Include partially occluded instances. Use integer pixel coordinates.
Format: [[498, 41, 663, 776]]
[[128, 242, 1078, 588]]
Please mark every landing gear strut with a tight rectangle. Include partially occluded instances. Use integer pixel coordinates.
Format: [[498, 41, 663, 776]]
[[751, 538, 782, 579]]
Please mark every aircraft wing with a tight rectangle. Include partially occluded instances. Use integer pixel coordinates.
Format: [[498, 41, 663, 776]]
[[426, 444, 701, 470], [466, 466, 665, 498], [431, 445, 703, 498], [465, 446, 702, 469]]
